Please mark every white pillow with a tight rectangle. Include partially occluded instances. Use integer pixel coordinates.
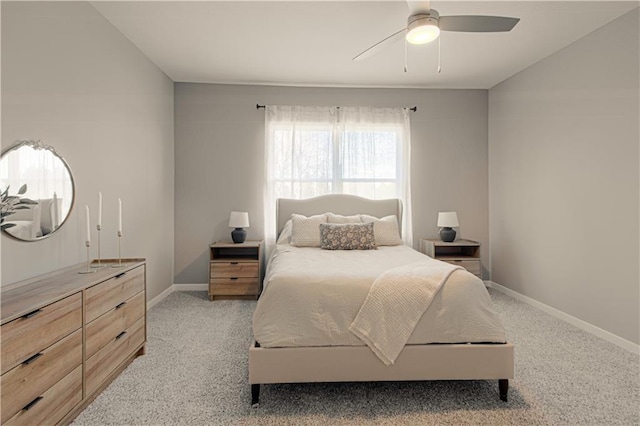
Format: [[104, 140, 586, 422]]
[[326, 212, 362, 224], [290, 213, 328, 247], [360, 214, 403, 246], [276, 219, 292, 245]]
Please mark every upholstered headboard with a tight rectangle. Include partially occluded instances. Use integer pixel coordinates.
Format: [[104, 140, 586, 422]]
[[276, 195, 402, 236]]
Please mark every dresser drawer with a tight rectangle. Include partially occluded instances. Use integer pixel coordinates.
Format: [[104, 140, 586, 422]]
[[209, 278, 260, 296], [4, 365, 82, 426], [210, 262, 258, 278], [1, 293, 81, 375], [86, 291, 145, 359], [86, 316, 145, 396], [85, 265, 145, 323], [444, 260, 481, 276], [1, 329, 82, 424]]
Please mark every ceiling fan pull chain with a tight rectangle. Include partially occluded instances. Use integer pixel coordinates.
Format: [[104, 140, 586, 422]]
[[404, 35, 408, 73], [437, 35, 442, 74]]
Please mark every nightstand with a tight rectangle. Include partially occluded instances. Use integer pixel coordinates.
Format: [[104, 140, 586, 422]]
[[209, 240, 263, 300], [420, 238, 481, 279]]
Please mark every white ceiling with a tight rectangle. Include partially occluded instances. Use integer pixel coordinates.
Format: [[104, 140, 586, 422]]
[[92, 1, 638, 89]]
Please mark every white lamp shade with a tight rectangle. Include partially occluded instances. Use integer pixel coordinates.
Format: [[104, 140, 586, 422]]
[[228, 211, 250, 228], [437, 212, 459, 227]]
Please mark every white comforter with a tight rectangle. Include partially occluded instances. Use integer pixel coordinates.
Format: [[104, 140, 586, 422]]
[[253, 244, 506, 348]]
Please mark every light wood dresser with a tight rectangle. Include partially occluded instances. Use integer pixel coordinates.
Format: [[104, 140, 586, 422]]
[[0, 259, 146, 426], [209, 240, 262, 300]]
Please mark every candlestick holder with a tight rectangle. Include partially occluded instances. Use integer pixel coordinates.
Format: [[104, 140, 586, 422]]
[[78, 241, 96, 274], [92, 224, 107, 269], [112, 231, 126, 268]]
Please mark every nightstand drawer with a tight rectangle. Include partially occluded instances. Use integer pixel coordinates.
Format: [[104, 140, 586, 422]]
[[211, 262, 259, 278], [444, 260, 480, 275], [210, 278, 259, 296]]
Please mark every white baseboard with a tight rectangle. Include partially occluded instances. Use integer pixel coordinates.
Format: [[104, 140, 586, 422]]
[[147, 284, 175, 310], [146, 283, 208, 310], [487, 281, 640, 355], [173, 283, 208, 291]]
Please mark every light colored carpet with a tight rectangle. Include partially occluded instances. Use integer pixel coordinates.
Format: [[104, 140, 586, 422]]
[[73, 289, 639, 425]]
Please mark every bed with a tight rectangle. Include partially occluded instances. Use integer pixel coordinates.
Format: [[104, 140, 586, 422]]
[[249, 194, 513, 406]]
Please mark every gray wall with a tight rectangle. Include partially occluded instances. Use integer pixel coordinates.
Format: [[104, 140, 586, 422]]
[[175, 84, 489, 284], [1, 1, 175, 301], [488, 9, 639, 344]]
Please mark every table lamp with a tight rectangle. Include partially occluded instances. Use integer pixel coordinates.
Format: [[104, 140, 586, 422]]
[[437, 212, 459, 242], [229, 211, 250, 243]]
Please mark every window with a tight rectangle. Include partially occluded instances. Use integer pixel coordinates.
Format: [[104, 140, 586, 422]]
[[265, 106, 412, 246]]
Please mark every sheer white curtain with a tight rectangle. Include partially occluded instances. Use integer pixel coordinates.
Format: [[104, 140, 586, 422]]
[[264, 105, 412, 248], [339, 107, 412, 246], [264, 106, 337, 248]]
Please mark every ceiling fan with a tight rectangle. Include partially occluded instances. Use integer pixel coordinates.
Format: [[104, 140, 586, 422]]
[[353, 0, 520, 65]]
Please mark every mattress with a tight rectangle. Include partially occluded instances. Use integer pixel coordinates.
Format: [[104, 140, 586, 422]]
[[253, 244, 506, 348]]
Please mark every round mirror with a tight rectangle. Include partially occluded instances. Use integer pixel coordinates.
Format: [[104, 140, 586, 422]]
[[1, 140, 75, 241]]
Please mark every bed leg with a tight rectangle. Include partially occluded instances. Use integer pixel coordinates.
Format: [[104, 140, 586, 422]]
[[499, 379, 508, 402], [251, 384, 260, 408]]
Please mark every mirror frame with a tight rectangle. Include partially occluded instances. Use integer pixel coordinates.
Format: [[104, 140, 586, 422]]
[[1, 139, 76, 242]]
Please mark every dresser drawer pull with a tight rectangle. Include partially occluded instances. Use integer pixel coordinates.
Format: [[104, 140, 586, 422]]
[[230, 262, 239, 265], [115, 331, 127, 340], [230, 277, 238, 280], [23, 396, 43, 411], [115, 272, 126, 279], [22, 352, 43, 365], [115, 301, 127, 309], [22, 309, 43, 319]]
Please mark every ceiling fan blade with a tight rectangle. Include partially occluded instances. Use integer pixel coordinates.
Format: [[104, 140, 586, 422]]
[[353, 28, 406, 61], [439, 15, 520, 32], [406, 0, 431, 15]]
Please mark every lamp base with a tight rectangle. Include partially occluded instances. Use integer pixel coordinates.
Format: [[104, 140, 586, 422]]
[[231, 228, 247, 243], [439, 227, 456, 242]]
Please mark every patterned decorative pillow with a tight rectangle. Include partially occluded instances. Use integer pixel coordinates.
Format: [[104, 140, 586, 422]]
[[290, 213, 328, 247], [359, 214, 403, 246], [326, 212, 363, 224], [319, 223, 377, 250]]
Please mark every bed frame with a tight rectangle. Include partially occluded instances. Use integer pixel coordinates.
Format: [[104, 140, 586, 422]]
[[249, 194, 514, 406]]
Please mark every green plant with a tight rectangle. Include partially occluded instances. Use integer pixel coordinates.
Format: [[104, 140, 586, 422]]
[[1, 184, 37, 230]]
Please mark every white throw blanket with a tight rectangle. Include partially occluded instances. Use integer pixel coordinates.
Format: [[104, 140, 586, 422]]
[[349, 260, 462, 365]]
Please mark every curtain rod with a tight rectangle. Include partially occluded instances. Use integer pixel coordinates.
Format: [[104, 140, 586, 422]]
[[256, 104, 417, 112]]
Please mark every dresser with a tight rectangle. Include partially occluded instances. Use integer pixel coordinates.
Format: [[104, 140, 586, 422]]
[[209, 241, 262, 300], [0, 259, 146, 425], [419, 238, 482, 279]]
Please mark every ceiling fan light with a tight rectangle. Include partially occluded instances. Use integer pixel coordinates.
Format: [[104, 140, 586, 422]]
[[406, 16, 440, 45]]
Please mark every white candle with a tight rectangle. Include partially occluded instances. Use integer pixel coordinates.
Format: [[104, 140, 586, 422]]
[[118, 198, 122, 235], [98, 192, 102, 228], [85, 205, 91, 245]]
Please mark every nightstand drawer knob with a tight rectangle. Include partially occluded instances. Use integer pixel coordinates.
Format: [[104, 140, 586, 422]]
[[230, 262, 238, 265], [230, 277, 238, 280]]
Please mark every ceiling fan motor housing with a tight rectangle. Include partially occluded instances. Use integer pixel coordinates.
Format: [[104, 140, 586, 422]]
[[406, 10, 441, 44]]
